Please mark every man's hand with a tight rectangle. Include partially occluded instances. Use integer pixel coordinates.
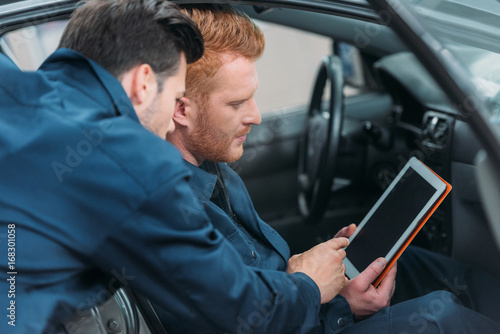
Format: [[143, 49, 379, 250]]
[[340, 258, 397, 320], [287, 237, 349, 304]]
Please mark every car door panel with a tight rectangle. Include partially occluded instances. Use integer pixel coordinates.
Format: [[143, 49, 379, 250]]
[[451, 120, 500, 278]]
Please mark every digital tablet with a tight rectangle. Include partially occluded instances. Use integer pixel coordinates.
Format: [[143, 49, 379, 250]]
[[343, 157, 451, 286]]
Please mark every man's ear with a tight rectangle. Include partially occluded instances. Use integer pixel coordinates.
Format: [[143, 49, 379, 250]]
[[121, 64, 157, 109], [173, 96, 194, 127]]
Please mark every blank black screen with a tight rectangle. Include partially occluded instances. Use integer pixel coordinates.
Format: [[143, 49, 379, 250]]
[[346, 168, 436, 271]]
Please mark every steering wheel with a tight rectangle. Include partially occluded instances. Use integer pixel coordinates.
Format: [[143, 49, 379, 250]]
[[298, 55, 344, 224]]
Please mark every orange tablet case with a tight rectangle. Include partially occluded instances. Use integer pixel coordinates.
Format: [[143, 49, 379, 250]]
[[373, 164, 452, 287]]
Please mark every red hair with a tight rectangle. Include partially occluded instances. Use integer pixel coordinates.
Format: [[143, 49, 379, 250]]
[[180, 5, 265, 103]]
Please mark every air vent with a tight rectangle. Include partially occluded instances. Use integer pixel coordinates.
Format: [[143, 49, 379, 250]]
[[422, 112, 453, 149]]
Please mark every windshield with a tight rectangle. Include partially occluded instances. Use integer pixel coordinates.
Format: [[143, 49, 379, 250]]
[[403, 0, 500, 122]]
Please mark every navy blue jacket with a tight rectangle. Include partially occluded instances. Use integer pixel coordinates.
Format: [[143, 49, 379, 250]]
[[181, 161, 500, 333], [0, 50, 324, 333], [182, 161, 355, 333]]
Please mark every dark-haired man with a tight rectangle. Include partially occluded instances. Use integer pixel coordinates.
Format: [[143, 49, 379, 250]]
[[0, 0, 202, 332], [0, 1, 356, 333]]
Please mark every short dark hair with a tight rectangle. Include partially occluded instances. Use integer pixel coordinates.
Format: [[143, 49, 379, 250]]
[[59, 0, 204, 82]]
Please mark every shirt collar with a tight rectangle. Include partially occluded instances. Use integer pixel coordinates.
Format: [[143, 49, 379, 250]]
[[183, 160, 217, 202], [40, 48, 139, 123]]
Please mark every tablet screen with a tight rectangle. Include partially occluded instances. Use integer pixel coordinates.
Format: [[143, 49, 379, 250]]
[[345, 166, 436, 271]]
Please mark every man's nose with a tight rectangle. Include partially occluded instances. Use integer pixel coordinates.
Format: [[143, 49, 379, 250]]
[[246, 99, 261, 126]]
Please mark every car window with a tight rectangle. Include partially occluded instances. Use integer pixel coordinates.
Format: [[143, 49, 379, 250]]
[[337, 41, 367, 95], [0, 20, 67, 70], [254, 20, 367, 115], [401, 0, 500, 124]]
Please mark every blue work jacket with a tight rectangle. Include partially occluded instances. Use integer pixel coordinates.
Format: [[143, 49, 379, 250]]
[[0, 50, 323, 333], [179, 161, 355, 333], [187, 161, 290, 268]]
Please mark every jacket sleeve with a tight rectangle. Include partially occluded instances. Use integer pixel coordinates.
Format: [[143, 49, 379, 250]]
[[91, 171, 325, 334], [320, 296, 355, 334]]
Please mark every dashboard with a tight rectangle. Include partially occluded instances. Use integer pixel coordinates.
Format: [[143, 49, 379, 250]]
[[365, 52, 462, 255]]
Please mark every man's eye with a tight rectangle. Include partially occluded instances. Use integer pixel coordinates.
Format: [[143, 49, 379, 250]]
[[230, 102, 244, 110]]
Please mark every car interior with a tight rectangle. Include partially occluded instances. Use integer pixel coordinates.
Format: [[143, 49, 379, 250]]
[[228, 4, 500, 281], [1, 0, 500, 332]]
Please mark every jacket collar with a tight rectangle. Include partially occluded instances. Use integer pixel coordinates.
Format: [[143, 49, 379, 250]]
[[183, 160, 217, 202], [183, 160, 291, 263], [40, 48, 139, 123]]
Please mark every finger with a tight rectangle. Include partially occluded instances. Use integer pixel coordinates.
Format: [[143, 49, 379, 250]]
[[334, 224, 357, 238], [337, 248, 347, 260], [334, 225, 350, 238], [326, 237, 349, 250], [376, 262, 397, 296], [388, 262, 398, 297], [356, 257, 387, 287]]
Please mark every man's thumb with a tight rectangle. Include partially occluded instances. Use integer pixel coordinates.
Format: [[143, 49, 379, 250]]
[[358, 257, 387, 284]]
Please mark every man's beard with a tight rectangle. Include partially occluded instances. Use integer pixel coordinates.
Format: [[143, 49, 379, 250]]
[[187, 109, 250, 163]]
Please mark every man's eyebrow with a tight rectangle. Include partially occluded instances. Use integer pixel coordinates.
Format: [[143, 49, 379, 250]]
[[228, 98, 246, 105], [228, 93, 254, 105]]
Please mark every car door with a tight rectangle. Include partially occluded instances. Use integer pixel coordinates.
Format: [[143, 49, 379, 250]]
[[366, 0, 500, 278]]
